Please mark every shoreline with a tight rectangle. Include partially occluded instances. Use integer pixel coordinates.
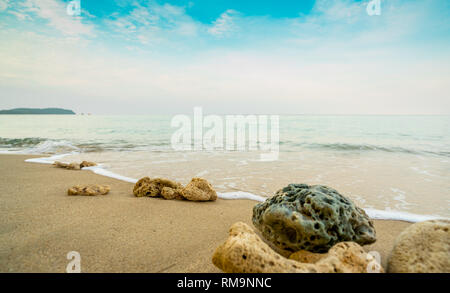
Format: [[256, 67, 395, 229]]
[[0, 154, 413, 272], [22, 152, 444, 223]]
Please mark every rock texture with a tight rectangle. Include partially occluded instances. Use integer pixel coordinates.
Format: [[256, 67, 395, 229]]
[[54, 161, 97, 170], [253, 184, 376, 253], [133, 177, 217, 201], [212, 222, 316, 273], [181, 178, 217, 201], [388, 219, 450, 273], [133, 177, 183, 199], [68, 184, 110, 196], [290, 242, 383, 273], [288, 249, 327, 263], [212, 222, 382, 273]]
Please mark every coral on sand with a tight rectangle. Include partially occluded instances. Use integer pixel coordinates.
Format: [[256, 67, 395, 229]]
[[161, 186, 184, 200], [133, 177, 183, 198], [388, 219, 450, 273], [80, 161, 97, 168], [54, 161, 97, 170], [68, 184, 110, 196], [54, 161, 81, 170], [253, 184, 376, 253], [133, 177, 217, 201], [181, 178, 217, 201], [289, 242, 383, 273], [212, 222, 314, 273], [212, 222, 382, 273]]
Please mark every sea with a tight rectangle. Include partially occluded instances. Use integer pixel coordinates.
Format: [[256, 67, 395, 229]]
[[1, 114, 449, 221]]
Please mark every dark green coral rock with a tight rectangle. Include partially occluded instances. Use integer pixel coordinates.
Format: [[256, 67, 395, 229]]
[[252, 184, 376, 253]]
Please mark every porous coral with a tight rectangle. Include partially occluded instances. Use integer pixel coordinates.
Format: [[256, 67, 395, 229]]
[[212, 222, 382, 273], [181, 178, 217, 201], [388, 219, 450, 273], [68, 184, 110, 196], [133, 177, 183, 198], [253, 184, 376, 253], [133, 177, 217, 201]]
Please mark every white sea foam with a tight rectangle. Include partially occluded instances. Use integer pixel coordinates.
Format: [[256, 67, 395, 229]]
[[23, 154, 447, 223], [25, 153, 71, 164], [0, 150, 21, 154], [81, 166, 138, 184], [218, 191, 266, 202], [363, 208, 441, 222]]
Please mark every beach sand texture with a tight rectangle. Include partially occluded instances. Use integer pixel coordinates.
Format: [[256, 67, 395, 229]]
[[0, 155, 411, 272]]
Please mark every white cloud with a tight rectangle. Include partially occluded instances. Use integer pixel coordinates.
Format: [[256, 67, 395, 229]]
[[2, 25, 449, 115], [105, 3, 241, 43], [207, 9, 238, 37], [19, 0, 94, 36], [107, 2, 199, 44], [8, 10, 31, 20]]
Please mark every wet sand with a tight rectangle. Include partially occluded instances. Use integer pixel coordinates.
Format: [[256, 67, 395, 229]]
[[0, 154, 411, 272]]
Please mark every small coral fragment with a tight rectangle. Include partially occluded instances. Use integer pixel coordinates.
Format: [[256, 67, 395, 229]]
[[68, 184, 110, 196], [133, 177, 183, 198], [54, 161, 97, 170], [133, 177, 217, 201], [181, 178, 217, 201], [388, 219, 450, 273], [212, 222, 383, 273], [54, 161, 81, 170], [80, 161, 97, 168]]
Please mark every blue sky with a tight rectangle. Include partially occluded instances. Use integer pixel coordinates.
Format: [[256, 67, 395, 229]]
[[83, 0, 316, 22], [0, 0, 449, 114]]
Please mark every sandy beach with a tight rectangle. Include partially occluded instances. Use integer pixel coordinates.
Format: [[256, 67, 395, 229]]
[[0, 154, 411, 272]]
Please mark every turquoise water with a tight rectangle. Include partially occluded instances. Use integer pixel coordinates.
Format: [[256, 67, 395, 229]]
[[1, 115, 449, 218], [1, 115, 449, 156]]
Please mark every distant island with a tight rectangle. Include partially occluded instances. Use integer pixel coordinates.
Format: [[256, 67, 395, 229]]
[[0, 108, 76, 115]]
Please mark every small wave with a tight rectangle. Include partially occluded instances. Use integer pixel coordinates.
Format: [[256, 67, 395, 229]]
[[306, 142, 414, 153], [24, 140, 80, 154], [0, 137, 172, 154], [0, 137, 80, 154], [0, 137, 47, 148], [296, 142, 449, 157], [76, 143, 105, 153]]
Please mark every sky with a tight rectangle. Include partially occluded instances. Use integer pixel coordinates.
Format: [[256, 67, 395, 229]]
[[0, 0, 449, 115]]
